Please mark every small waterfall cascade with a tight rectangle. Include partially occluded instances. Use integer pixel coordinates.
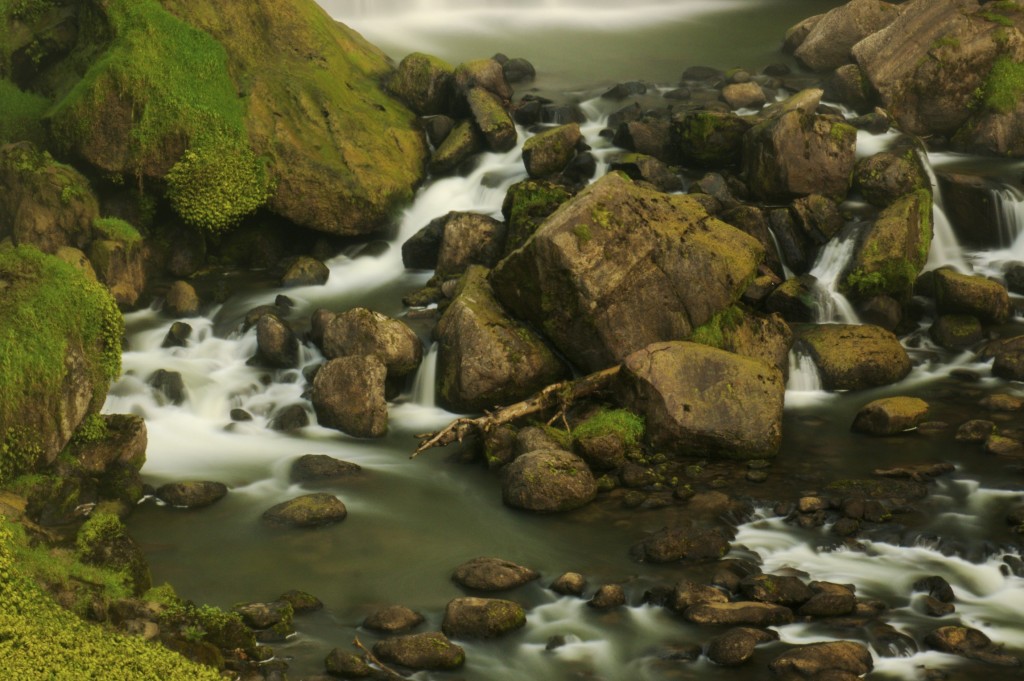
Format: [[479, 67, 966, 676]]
[[786, 349, 823, 392], [807, 232, 860, 324], [411, 343, 439, 406], [992, 183, 1024, 251], [920, 150, 970, 272]]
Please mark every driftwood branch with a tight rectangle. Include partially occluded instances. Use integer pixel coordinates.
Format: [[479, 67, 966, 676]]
[[354, 635, 404, 679], [412, 365, 620, 458]]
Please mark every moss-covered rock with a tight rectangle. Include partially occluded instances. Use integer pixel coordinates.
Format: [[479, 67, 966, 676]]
[[372, 631, 465, 671], [500, 179, 572, 255], [930, 313, 984, 350], [671, 110, 752, 168], [0, 141, 98, 254], [261, 492, 348, 528], [0, 78, 49, 145], [842, 189, 933, 302], [436, 266, 569, 413], [466, 87, 517, 152], [0, 243, 122, 477], [89, 217, 146, 308], [501, 450, 597, 513], [854, 151, 931, 208], [430, 119, 483, 175], [491, 172, 764, 373], [320, 307, 422, 381], [617, 341, 785, 459], [852, 396, 930, 435], [48, 0, 426, 235], [441, 597, 526, 639], [76, 511, 151, 595], [688, 305, 793, 375], [932, 268, 1011, 323], [794, 323, 911, 391], [387, 51, 455, 116], [522, 123, 580, 178]]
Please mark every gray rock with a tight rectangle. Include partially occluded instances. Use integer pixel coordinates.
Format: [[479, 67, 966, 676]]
[[311, 356, 388, 438], [501, 450, 597, 513], [262, 493, 347, 528], [320, 307, 422, 379], [452, 557, 539, 591]]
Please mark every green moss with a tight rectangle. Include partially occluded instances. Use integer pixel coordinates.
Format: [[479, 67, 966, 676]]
[[982, 56, 1024, 114], [0, 78, 49, 144], [503, 179, 572, 252], [931, 35, 960, 50], [0, 244, 123, 474], [573, 408, 645, 447], [829, 122, 857, 145], [540, 424, 573, 451], [573, 223, 593, 243], [93, 217, 142, 245], [71, 413, 108, 445], [0, 427, 43, 484], [689, 304, 744, 349], [0, 521, 222, 679], [844, 260, 917, 298], [980, 11, 1015, 27]]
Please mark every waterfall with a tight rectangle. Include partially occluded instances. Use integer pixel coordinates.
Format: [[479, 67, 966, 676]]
[[807, 233, 859, 324], [992, 184, 1024, 250], [411, 343, 439, 406], [786, 349, 823, 392], [920, 151, 970, 272]]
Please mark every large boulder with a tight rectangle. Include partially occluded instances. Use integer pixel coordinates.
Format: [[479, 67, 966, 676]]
[[48, 0, 427, 236], [617, 342, 785, 460], [932, 268, 1011, 324], [311, 356, 388, 438], [795, 324, 911, 391], [491, 173, 764, 373], [501, 179, 573, 255], [435, 267, 569, 413], [441, 597, 526, 639], [501, 450, 597, 512], [842, 189, 933, 302], [794, 0, 900, 72], [851, 0, 1024, 146], [0, 244, 122, 473], [434, 212, 508, 278], [320, 307, 422, 380], [854, 151, 930, 208], [744, 109, 857, 201], [0, 142, 98, 254]]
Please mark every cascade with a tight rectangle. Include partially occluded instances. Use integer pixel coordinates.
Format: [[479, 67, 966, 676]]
[[992, 184, 1024, 251], [920, 151, 970, 273], [806, 231, 860, 324], [785, 349, 823, 393]]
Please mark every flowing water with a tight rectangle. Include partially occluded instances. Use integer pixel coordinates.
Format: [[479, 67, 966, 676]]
[[115, 2, 1024, 679]]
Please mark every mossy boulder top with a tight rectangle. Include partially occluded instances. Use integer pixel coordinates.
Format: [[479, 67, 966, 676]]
[[491, 172, 764, 373], [794, 323, 912, 391], [40, 0, 427, 236]]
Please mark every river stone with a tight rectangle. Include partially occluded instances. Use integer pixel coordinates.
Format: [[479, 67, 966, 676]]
[[454, 58, 513, 102], [618, 341, 784, 459], [442, 597, 526, 638], [684, 601, 794, 627], [955, 419, 995, 443], [234, 600, 294, 634], [799, 582, 857, 617], [739, 574, 813, 607], [467, 87, 517, 153], [432, 212, 508, 278], [311, 356, 388, 438], [721, 82, 765, 110], [843, 189, 933, 302], [630, 525, 732, 564], [765, 275, 816, 322], [794, 0, 900, 72], [824, 63, 873, 111], [430, 120, 484, 175], [930, 314, 983, 351], [852, 397, 930, 435], [254, 314, 299, 369], [268, 404, 309, 431], [588, 584, 626, 609], [784, 13, 824, 54], [452, 557, 539, 591], [162, 321, 192, 348], [670, 580, 729, 612], [608, 153, 682, 193], [155, 481, 227, 509], [387, 52, 455, 116], [671, 110, 752, 168], [770, 641, 874, 678], [373, 632, 465, 671], [985, 434, 1024, 457], [148, 369, 186, 406], [279, 589, 323, 613], [324, 649, 373, 678], [281, 256, 329, 287], [261, 493, 347, 528], [502, 450, 597, 513], [89, 238, 146, 308], [289, 454, 362, 483], [436, 267, 569, 413], [503, 57, 535, 83], [402, 214, 444, 270], [522, 123, 581, 178], [854, 152, 930, 208], [932, 269, 1011, 324], [164, 280, 200, 317], [745, 108, 857, 202], [550, 572, 586, 597], [320, 307, 422, 379], [364, 605, 425, 633], [491, 172, 763, 373], [925, 626, 1021, 666], [795, 324, 911, 391], [706, 627, 758, 666], [980, 393, 1024, 412]]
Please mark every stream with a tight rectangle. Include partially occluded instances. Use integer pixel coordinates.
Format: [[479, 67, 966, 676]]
[[111, 1, 1024, 679]]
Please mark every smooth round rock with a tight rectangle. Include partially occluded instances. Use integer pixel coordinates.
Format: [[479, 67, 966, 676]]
[[363, 605, 425, 633], [155, 481, 228, 509], [452, 557, 539, 591], [261, 493, 347, 528]]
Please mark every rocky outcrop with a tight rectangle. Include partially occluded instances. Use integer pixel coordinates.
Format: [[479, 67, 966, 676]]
[[311, 356, 388, 438], [795, 324, 911, 391], [501, 450, 597, 512], [842, 189, 933, 302], [435, 267, 569, 413], [491, 173, 764, 372], [931, 268, 1011, 324], [617, 342, 785, 459]]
